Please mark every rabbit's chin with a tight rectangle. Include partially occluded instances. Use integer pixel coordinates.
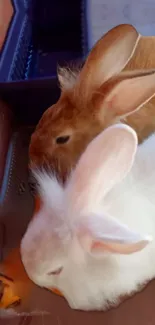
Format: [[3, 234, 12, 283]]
[[66, 293, 123, 311], [65, 280, 150, 311]]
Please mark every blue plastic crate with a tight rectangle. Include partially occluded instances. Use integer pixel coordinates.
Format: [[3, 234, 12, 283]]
[[0, 0, 84, 82]]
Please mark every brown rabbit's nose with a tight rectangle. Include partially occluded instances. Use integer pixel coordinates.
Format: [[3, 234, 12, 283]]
[[29, 136, 72, 183], [29, 139, 50, 168], [30, 131, 51, 153]]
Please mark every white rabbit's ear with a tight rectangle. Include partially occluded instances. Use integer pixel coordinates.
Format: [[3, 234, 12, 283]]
[[66, 124, 137, 213], [78, 213, 152, 255], [75, 24, 140, 100]]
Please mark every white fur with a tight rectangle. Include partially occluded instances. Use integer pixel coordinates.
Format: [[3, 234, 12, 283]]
[[21, 124, 155, 311], [57, 67, 79, 89]]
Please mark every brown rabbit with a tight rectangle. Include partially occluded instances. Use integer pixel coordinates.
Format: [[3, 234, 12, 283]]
[[29, 24, 155, 182]]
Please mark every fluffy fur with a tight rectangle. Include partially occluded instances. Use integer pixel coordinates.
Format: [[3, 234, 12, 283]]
[[29, 24, 155, 182], [21, 123, 155, 311]]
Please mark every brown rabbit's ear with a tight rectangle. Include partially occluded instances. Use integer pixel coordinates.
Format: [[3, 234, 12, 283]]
[[94, 69, 155, 120], [75, 24, 140, 101]]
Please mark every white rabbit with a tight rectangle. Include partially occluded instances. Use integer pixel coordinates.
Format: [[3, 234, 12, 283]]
[[21, 118, 155, 311]]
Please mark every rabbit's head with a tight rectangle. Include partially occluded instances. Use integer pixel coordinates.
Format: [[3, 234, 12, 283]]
[[22, 124, 152, 310], [29, 23, 152, 182]]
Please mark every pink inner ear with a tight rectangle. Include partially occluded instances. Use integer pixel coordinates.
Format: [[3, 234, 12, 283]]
[[91, 240, 149, 255], [106, 95, 117, 110], [92, 242, 104, 250]]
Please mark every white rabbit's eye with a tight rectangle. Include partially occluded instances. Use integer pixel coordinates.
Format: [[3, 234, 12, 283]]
[[56, 135, 70, 144], [47, 267, 63, 276]]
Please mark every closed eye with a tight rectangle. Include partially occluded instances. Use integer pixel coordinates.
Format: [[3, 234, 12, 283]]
[[47, 267, 63, 276]]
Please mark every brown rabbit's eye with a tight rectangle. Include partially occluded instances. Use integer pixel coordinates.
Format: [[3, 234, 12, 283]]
[[47, 267, 63, 276], [56, 135, 70, 144]]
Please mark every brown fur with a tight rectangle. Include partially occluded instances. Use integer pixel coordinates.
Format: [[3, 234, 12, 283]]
[[30, 91, 104, 181], [124, 36, 155, 142], [29, 24, 155, 182]]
